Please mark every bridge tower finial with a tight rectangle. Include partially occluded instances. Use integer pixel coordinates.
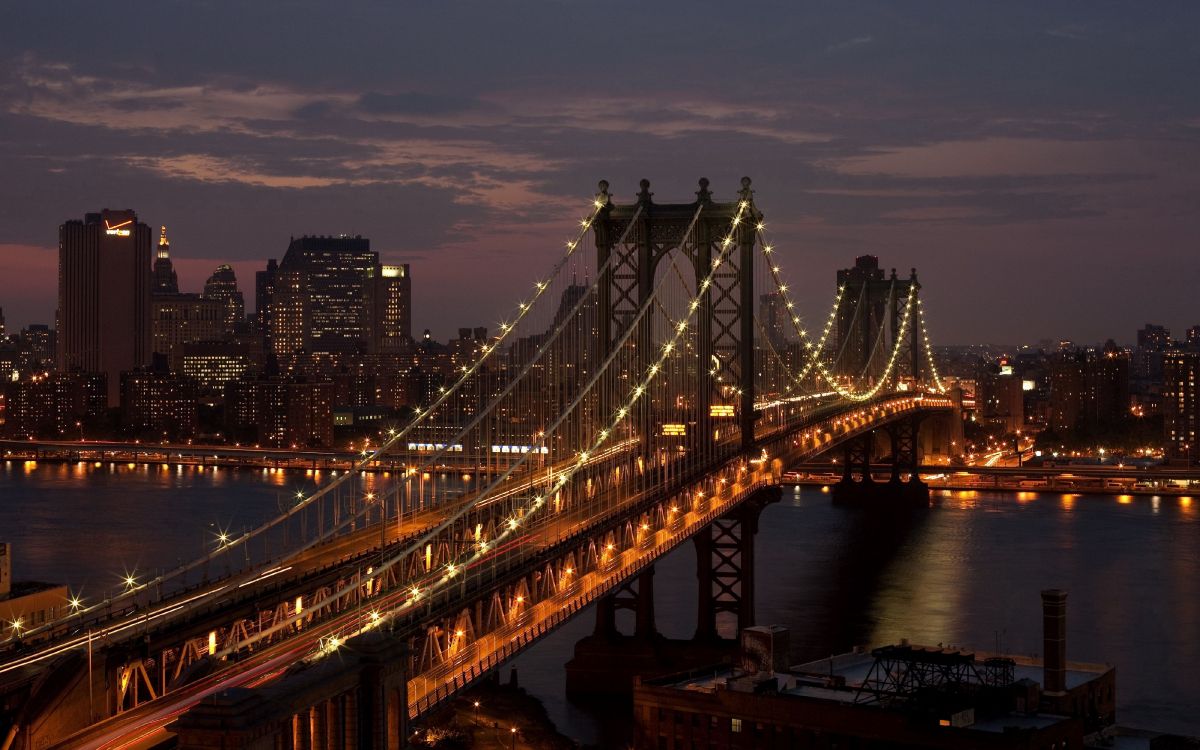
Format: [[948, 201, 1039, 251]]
[[696, 177, 712, 204], [738, 176, 753, 205], [637, 178, 653, 205], [596, 180, 611, 208]]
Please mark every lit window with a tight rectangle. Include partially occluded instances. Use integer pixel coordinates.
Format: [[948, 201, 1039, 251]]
[[731, 718, 742, 733]]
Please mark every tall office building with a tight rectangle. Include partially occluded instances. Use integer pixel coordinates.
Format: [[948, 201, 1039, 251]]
[[1163, 351, 1199, 461], [268, 268, 311, 359], [365, 263, 412, 353], [57, 209, 152, 406], [202, 264, 245, 332], [153, 225, 179, 293], [278, 235, 378, 353]]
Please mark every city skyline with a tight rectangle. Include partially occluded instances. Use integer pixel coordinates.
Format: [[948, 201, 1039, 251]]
[[4, 5, 1200, 746], [1, 3, 1199, 343]]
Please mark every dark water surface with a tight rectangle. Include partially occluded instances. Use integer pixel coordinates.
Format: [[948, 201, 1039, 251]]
[[3, 461, 1197, 740]]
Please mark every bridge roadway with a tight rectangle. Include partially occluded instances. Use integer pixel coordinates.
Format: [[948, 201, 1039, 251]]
[[35, 393, 952, 749], [0, 439, 644, 673]]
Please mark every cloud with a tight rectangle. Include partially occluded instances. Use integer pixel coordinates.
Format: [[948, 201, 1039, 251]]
[[826, 35, 874, 53], [357, 91, 483, 117]]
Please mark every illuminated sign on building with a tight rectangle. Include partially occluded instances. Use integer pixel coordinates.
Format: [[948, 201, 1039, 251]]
[[104, 219, 132, 237], [381, 265, 405, 278]]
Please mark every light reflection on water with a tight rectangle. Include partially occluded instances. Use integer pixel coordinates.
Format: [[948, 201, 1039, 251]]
[[2, 462, 1198, 738]]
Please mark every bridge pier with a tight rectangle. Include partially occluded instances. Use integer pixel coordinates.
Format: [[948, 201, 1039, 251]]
[[566, 487, 780, 697], [694, 487, 778, 642], [832, 424, 929, 507]]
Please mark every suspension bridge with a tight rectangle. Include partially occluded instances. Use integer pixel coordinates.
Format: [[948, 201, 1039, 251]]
[[0, 178, 958, 750]]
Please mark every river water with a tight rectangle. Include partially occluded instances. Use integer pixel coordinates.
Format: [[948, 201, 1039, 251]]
[[2, 461, 1197, 740]]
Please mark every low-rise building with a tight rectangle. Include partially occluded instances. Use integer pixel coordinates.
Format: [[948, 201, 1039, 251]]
[[636, 593, 1115, 750]]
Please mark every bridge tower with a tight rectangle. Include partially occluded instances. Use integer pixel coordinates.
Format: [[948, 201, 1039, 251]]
[[593, 177, 762, 453]]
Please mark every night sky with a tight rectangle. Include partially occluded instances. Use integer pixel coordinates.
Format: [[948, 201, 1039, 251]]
[[1, 2, 1197, 345]]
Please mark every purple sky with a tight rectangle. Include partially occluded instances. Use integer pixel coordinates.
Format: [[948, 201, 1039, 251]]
[[1, 2, 1197, 345]]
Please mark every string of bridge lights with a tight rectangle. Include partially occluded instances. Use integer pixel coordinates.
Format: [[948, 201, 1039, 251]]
[[916, 298, 948, 392], [753, 224, 922, 402], [309, 202, 753, 657], [758, 230, 845, 382], [4, 196, 614, 643]]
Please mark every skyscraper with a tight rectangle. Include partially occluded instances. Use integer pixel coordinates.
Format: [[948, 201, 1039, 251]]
[[365, 263, 412, 353], [278, 235, 378, 353], [202, 264, 245, 332], [268, 268, 311, 359], [153, 225, 179, 294], [57, 209, 152, 406]]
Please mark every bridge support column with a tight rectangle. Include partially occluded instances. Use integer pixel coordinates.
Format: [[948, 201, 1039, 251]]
[[592, 566, 657, 641], [831, 424, 929, 507], [694, 487, 779, 642], [832, 431, 875, 505], [887, 413, 929, 505]]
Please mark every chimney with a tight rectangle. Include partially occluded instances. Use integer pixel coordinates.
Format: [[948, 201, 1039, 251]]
[[1041, 589, 1067, 694]]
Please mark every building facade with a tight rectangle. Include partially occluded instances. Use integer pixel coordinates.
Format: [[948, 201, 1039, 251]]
[[1163, 350, 1199, 462], [120, 370, 198, 439], [365, 264, 412, 353], [277, 235, 378, 354], [57, 209, 152, 406], [151, 293, 226, 371]]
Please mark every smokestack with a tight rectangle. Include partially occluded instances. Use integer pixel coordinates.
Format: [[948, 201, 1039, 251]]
[[1041, 589, 1067, 694]]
